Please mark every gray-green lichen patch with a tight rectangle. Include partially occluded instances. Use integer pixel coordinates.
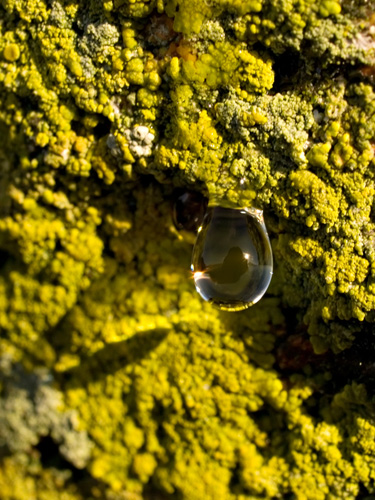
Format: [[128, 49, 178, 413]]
[[1, 0, 375, 498], [0, 356, 92, 469]]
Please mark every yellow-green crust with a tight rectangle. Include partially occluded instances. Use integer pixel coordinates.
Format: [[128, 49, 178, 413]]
[[1, 0, 375, 498]]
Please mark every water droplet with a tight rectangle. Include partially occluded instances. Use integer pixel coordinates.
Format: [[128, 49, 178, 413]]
[[172, 189, 208, 233], [191, 206, 273, 311]]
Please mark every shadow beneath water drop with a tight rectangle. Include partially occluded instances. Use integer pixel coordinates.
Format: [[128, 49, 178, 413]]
[[59, 328, 170, 389]]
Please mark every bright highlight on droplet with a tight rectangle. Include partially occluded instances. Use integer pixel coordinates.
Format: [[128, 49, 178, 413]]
[[191, 206, 273, 311]]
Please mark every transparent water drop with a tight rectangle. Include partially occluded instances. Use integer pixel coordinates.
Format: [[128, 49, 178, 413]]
[[191, 206, 273, 311]]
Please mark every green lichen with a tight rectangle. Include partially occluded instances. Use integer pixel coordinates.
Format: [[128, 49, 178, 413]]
[[1, 0, 375, 498], [0, 455, 84, 500]]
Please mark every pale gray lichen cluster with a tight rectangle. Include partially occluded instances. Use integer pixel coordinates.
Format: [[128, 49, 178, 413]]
[[1, 0, 375, 498], [0, 356, 92, 469]]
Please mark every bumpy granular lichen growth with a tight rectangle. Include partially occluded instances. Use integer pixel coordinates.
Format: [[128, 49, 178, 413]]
[[1, 0, 375, 498]]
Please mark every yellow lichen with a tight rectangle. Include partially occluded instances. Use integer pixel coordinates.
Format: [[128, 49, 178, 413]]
[[3, 43, 20, 62], [1, 0, 375, 498]]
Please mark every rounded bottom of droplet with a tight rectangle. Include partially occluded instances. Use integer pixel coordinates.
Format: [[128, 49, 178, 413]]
[[193, 267, 272, 312], [209, 299, 255, 312]]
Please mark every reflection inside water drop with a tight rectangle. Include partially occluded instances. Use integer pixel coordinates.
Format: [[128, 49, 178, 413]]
[[191, 206, 273, 311]]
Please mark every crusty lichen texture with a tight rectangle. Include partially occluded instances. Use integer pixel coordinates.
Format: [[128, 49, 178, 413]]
[[1, 0, 375, 498]]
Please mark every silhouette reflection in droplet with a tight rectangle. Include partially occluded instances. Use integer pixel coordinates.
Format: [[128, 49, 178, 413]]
[[191, 206, 273, 311]]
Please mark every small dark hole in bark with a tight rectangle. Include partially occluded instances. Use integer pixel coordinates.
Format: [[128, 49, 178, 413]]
[[92, 117, 112, 139], [0, 250, 10, 270], [272, 50, 302, 93]]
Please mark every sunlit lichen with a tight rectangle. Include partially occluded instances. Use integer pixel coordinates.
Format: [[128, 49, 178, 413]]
[[1, 0, 375, 498]]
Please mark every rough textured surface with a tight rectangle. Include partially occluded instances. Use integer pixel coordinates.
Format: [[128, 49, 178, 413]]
[[1, 0, 375, 498]]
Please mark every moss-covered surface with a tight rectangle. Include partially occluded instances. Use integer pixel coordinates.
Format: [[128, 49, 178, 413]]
[[1, 0, 375, 498]]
